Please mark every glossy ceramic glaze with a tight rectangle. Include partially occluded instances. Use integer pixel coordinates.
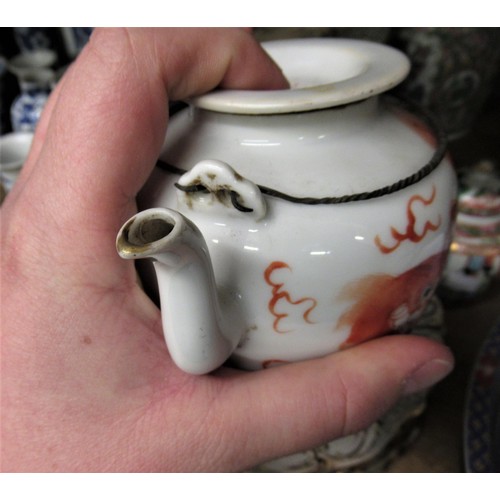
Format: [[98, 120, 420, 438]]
[[117, 39, 458, 374]]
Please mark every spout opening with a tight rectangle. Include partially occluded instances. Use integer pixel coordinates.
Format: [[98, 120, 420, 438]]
[[129, 218, 174, 246], [117, 208, 182, 259]]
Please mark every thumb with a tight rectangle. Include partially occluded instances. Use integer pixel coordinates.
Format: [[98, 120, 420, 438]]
[[12, 28, 287, 243], [211, 334, 453, 471]]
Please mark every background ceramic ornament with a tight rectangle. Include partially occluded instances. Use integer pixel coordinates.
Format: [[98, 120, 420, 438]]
[[439, 160, 500, 301], [10, 67, 53, 132], [0, 131, 33, 190], [12, 28, 55, 54], [117, 38, 458, 374], [391, 28, 500, 141], [7, 48, 57, 79]]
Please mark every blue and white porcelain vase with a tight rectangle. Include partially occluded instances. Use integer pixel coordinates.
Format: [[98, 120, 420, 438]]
[[10, 68, 53, 132]]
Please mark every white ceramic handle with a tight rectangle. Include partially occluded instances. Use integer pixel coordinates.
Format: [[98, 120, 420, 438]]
[[175, 160, 266, 221]]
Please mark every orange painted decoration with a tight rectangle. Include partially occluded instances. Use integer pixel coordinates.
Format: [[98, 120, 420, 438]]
[[375, 185, 441, 254], [337, 250, 447, 349], [264, 261, 318, 333]]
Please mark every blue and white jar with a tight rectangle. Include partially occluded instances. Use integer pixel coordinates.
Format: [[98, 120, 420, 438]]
[[10, 68, 53, 132]]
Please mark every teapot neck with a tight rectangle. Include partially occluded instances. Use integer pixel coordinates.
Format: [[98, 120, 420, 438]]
[[192, 96, 380, 136]]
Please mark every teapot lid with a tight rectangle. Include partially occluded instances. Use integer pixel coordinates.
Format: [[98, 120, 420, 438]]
[[191, 38, 410, 115]]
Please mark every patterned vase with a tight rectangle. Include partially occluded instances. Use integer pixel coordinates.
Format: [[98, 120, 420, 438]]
[[10, 68, 53, 132], [391, 28, 500, 140]]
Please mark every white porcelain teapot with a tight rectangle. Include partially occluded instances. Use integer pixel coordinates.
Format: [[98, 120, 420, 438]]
[[116, 38, 457, 374]]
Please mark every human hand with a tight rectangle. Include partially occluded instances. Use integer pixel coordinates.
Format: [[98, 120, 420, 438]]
[[1, 28, 454, 472]]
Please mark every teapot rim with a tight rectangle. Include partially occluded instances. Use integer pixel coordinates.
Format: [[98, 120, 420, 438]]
[[190, 38, 410, 115]]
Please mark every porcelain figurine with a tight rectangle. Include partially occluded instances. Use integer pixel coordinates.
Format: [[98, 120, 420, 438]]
[[440, 160, 500, 300], [116, 38, 458, 374]]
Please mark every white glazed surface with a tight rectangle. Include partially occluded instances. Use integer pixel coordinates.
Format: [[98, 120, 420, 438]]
[[162, 98, 437, 198], [7, 49, 57, 80], [0, 132, 33, 190], [192, 39, 410, 114], [141, 159, 455, 370], [0, 132, 33, 170], [122, 39, 457, 372]]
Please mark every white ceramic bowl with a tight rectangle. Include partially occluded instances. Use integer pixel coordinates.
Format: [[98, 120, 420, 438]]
[[0, 132, 33, 189]]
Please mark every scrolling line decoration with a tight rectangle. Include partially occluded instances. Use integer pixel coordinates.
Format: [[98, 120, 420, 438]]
[[374, 185, 442, 254], [264, 261, 318, 334]]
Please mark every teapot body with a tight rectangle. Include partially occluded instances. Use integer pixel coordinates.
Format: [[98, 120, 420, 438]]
[[138, 90, 456, 370]]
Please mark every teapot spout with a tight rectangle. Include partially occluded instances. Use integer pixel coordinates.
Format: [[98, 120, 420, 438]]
[[116, 208, 242, 374]]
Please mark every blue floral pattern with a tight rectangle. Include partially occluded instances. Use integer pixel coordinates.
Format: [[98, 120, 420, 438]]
[[10, 87, 48, 132]]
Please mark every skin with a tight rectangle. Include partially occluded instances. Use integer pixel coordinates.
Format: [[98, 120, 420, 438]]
[[0, 28, 454, 472]]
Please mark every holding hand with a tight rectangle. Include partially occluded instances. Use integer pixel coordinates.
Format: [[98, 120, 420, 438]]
[[1, 28, 453, 472]]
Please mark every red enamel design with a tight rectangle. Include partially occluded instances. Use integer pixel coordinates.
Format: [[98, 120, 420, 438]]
[[375, 185, 442, 254], [264, 261, 318, 333]]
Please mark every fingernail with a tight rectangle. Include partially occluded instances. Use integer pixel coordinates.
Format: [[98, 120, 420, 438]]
[[402, 358, 454, 396]]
